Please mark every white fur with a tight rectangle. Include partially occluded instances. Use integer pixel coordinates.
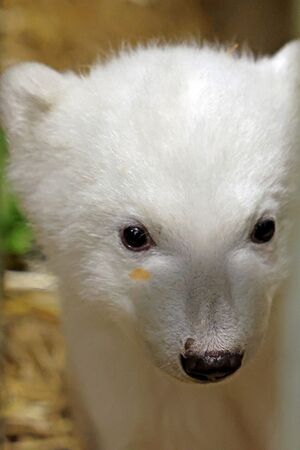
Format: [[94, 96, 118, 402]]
[[1, 42, 300, 449]]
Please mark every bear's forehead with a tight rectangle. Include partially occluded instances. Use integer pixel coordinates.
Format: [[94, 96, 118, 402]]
[[61, 48, 287, 183], [58, 59, 287, 200], [47, 48, 293, 231]]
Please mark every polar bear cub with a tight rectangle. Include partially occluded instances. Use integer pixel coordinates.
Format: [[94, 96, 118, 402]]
[[1, 42, 300, 450]]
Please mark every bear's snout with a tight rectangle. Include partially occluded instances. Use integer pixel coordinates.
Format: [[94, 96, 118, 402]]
[[180, 350, 244, 383]]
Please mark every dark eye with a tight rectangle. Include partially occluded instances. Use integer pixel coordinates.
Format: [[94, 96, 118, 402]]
[[250, 218, 275, 244], [120, 224, 154, 251]]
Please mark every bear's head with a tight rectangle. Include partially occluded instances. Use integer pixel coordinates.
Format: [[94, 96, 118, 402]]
[[1, 42, 300, 383]]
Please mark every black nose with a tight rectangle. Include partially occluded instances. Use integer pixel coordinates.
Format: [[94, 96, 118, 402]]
[[180, 351, 244, 382]]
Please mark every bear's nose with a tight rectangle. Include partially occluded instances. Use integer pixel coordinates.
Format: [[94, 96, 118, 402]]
[[180, 351, 244, 382]]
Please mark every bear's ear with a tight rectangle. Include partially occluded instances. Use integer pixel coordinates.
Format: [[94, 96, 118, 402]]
[[271, 40, 300, 83], [0, 62, 65, 138]]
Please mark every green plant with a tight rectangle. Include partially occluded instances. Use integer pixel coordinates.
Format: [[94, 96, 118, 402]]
[[0, 129, 33, 255]]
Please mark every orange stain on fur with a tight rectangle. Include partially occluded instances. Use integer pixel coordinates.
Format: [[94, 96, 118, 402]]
[[129, 268, 151, 281]]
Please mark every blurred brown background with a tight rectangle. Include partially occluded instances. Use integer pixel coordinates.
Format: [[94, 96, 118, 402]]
[[0, 0, 296, 72], [0, 1, 299, 450]]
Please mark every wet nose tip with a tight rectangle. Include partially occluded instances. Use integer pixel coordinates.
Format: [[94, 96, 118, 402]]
[[180, 351, 244, 382]]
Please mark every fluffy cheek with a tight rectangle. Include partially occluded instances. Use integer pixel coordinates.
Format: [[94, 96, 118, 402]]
[[127, 267, 188, 376], [228, 251, 276, 363], [241, 298, 273, 364]]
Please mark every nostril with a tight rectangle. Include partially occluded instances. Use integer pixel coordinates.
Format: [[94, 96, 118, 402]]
[[202, 352, 243, 373], [180, 351, 244, 382]]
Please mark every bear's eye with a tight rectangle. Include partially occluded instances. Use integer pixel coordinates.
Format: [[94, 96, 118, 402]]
[[250, 218, 275, 244], [120, 224, 154, 251]]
